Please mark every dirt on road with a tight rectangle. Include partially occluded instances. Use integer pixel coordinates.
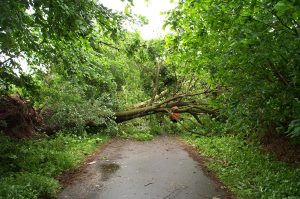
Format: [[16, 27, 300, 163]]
[[58, 136, 231, 199]]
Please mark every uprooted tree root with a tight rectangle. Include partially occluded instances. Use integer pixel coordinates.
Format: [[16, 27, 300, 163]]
[[0, 96, 41, 138]]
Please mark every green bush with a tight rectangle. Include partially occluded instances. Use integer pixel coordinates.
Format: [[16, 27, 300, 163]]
[[40, 79, 116, 133]]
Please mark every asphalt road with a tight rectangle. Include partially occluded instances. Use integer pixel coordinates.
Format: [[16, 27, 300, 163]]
[[59, 136, 226, 199]]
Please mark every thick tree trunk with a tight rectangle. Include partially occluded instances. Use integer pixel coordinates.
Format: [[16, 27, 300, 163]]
[[1, 92, 216, 137], [115, 91, 217, 123], [115, 102, 216, 123]]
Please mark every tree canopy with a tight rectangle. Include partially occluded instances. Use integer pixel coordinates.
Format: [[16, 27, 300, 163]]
[[165, 0, 300, 137], [0, 0, 299, 139]]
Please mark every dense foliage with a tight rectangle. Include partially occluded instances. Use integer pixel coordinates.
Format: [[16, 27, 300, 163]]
[[0, 0, 169, 134], [165, 0, 300, 137], [0, 0, 124, 95], [0, 0, 121, 134]]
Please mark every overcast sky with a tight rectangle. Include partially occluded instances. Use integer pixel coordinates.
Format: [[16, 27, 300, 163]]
[[100, 0, 177, 40]]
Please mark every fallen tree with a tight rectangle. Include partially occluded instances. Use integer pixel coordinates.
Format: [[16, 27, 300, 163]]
[[0, 90, 217, 138], [115, 91, 216, 123]]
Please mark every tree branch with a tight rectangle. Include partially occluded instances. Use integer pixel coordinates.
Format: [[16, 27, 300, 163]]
[[99, 40, 121, 50], [272, 11, 299, 37]]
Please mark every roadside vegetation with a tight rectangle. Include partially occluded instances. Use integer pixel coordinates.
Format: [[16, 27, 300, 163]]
[[0, 133, 108, 199], [184, 135, 300, 199]]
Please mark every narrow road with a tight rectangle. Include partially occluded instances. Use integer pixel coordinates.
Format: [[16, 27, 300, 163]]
[[59, 136, 226, 199]]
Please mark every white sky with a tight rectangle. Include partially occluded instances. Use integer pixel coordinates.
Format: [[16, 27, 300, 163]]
[[100, 0, 177, 40]]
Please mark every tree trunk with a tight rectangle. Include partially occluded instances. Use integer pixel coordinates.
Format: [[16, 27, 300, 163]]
[[1, 91, 216, 137], [115, 102, 216, 123]]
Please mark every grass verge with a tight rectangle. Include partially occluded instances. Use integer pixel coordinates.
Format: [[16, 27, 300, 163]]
[[0, 132, 108, 199], [184, 135, 300, 199]]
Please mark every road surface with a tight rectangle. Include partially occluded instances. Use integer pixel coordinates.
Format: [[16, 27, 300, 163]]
[[59, 136, 227, 199]]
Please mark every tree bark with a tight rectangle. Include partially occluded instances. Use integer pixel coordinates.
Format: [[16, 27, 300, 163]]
[[115, 97, 216, 123], [1, 90, 217, 137]]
